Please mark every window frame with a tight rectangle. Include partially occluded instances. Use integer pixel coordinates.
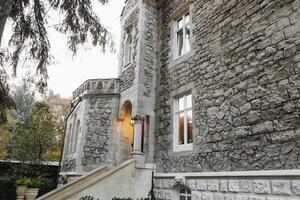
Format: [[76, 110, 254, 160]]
[[173, 92, 193, 152], [123, 31, 133, 68], [179, 188, 192, 200], [173, 11, 191, 59]]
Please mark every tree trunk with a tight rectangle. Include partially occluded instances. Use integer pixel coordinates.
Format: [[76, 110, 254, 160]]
[[0, 0, 12, 46]]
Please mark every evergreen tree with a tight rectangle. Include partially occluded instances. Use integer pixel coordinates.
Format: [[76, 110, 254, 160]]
[[0, 0, 113, 124], [10, 81, 35, 122]]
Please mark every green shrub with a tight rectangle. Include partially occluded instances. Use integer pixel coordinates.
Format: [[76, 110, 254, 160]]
[[25, 176, 46, 188], [79, 196, 99, 200], [15, 177, 29, 186]]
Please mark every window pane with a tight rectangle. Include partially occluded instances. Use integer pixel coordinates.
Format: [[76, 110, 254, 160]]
[[180, 196, 185, 200], [185, 13, 190, 24], [186, 94, 192, 108], [177, 30, 184, 56], [177, 17, 183, 29], [179, 97, 184, 111], [187, 111, 193, 144], [185, 26, 191, 53], [187, 197, 191, 200], [180, 189, 186, 193], [187, 189, 192, 194], [178, 113, 184, 145]]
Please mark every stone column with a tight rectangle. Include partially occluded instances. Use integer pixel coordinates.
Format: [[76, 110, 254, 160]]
[[132, 115, 144, 155]]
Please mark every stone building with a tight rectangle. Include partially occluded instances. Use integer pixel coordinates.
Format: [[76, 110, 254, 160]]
[[56, 0, 300, 199]]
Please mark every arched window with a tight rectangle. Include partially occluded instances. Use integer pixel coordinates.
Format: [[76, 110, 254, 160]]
[[124, 30, 133, 66], [67, 123, 73, 154], [73, 120, 80, 153], [179, 188, 191, 200]]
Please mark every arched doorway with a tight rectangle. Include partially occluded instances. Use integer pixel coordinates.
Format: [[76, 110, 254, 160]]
[[117, 100, 134, 163], [121, 101, 134, 144]]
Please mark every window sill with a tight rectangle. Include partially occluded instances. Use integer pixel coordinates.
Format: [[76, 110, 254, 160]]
[[173, 143, 193, 153], [169, 50, 194, 68]]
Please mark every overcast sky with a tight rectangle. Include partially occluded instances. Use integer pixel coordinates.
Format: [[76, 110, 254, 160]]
[[3, 1, 125, 98]]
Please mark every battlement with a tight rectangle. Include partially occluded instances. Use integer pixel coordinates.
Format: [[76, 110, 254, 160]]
[[72, 78, 120, 101]]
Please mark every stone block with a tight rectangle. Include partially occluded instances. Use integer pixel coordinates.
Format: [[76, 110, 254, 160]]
[[271, 31, 285, 44], [292, 180, 300, 195], [249, 196, 265, 200], [284, 24, 300, 38], [228, 180, 239, 192], [192, 190, 202, 199], [246, 111, 262, 124], [220, 180, 228, 192], [224, 194, 235, 200], [236, 195, 249, 200], [207, 180, 219, 191], [266, 198, 285, 200], [252, 121, 274, 134], [214, 193, 225, 200], [240, 180, 252, 193], [196, 180, 207, 191], [271, 180, 291, 195], [240, 103, 252, 114], [253, 180, 271, 194], [271, 130, 296, 142], [207, 107, 219, 116], [202, 192, 214, 200], [277, 17, 291, 30], [187, 179, 196, 190], [284, 44, 297, 57]]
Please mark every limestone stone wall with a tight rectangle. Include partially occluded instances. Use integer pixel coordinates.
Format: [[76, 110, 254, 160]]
[[155, 0, 300, 173], [154, 174, 300, 200], [121, 0, 138, 18], [142, 2, 157, 97], [119, 8, 140, 92], [61, 78, 120, 174], [81, 97, 114, 171]]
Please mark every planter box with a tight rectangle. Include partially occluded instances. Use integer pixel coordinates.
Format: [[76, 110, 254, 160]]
[[25, 188, 39, 200], [16, 186, 26, 200]]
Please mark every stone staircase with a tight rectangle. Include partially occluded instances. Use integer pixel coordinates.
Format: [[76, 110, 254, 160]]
[[37, 159, 153, 200]]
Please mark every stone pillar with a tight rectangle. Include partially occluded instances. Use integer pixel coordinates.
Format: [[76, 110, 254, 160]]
[[132, 115, 144, 155]]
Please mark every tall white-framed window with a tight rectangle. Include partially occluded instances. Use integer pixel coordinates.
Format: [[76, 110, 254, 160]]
[[174, 12, 191, 58], [173, 93, 193, 152], [179, 188, 192, 200], [73, 120, 80, 153], [124, 31, 133, 66]]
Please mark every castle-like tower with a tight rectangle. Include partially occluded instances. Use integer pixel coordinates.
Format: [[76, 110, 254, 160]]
[[61, 0, 158, 178]]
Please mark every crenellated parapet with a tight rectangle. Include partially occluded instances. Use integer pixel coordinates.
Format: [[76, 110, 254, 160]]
[[72, 78, 120, 101]]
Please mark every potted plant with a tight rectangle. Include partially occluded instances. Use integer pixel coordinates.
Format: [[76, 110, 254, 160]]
[[15, 177, 29, 200], [24, 176, 44, 200]]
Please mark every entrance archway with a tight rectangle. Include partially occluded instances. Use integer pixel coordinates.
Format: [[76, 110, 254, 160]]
[[117, 100, 134, 162], [121, 101, 134, 144]]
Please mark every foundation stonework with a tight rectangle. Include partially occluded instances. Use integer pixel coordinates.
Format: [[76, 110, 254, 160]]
[[154, 173, 300, 200]]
